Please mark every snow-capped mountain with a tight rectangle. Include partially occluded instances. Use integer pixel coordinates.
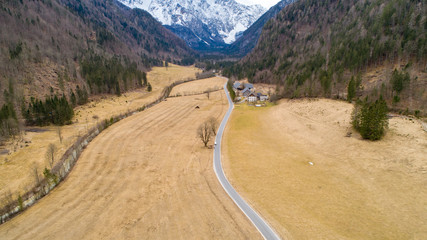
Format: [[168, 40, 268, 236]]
[[118, 0, 266, 51]]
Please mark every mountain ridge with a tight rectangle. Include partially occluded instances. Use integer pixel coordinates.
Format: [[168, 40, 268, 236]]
[[118, 0, 266, 51]]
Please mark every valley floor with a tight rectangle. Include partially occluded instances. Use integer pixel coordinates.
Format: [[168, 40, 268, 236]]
[[223, 98, 427, 240], [0, 64, 200, 201], [0, 77, 261, 239]]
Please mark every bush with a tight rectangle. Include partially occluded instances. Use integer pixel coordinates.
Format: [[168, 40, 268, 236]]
[[352, 96, 388, 140]]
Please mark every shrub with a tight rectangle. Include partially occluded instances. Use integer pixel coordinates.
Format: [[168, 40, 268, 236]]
[[352, 96, 388, 140]]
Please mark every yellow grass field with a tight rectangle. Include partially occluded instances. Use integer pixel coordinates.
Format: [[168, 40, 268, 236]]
[[223, 99, 427, 240], [0, 64, 201, 202], [0, 78, 262, 239], [170, 77, 225, 97]]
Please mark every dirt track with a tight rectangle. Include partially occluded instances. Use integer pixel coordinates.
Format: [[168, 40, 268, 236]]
[[0, 82, 260, 239]]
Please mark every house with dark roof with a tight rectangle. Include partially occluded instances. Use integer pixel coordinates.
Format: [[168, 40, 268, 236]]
[[244, 83, 254, 89], [242, 87, 252, 97], [233, 81, 241, 90]]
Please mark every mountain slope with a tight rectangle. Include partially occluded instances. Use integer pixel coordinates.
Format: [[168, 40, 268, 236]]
[[225, 0, 295, 57], [226, 0, 427, 114], [119, 0, 266, 51], [0, 0, 193, 106]]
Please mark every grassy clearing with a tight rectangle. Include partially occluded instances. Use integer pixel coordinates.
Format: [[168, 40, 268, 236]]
[[223, 98, 427, 240]]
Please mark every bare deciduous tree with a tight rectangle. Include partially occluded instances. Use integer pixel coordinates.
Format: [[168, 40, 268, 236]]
[[56, 126, 63, 144], [197, 121, 212, 147], [45, 143, 57, 168], [32, 162, 40, 186], [208, 117, 218, 135]]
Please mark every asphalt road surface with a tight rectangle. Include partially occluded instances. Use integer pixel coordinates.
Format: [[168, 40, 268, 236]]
[[213, 80, 281, 240]]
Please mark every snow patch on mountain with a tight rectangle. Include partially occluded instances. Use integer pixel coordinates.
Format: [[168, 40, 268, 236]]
[[118, 0, 266, 45]]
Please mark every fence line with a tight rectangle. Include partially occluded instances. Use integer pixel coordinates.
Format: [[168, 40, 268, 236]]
[[0, 77, 198, 224]]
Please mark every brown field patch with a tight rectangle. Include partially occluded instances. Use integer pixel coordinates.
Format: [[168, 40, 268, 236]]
[[223, 99, 427, 240], [170, 77, 225, 97]]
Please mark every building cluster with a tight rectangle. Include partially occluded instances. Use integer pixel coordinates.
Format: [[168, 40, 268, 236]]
[[232, 81, 268, 102]]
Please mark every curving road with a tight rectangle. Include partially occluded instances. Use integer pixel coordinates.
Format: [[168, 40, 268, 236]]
[[213, 80, 281, 240]]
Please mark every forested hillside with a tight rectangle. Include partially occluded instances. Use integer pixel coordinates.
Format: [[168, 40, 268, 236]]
[[0, 0, 194, 136], [225, 0, 427, 115], [224, 0, 295, 57], [0, 0, 193, 103]]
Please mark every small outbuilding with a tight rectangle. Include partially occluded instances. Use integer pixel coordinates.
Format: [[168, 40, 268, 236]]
[[257, 93, 269, 101]]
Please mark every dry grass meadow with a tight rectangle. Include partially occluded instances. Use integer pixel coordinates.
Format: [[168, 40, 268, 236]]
[[170, 77, 225, 97], [0, 64, 200, 203], [223, 99, 427, 240], [0, 76, 263, 239]]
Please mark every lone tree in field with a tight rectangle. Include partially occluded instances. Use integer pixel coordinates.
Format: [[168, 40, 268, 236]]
[[45, 143, 57, 168], [57, 126, 63, 144], [32, 162, 40, 185], [208, 117, 218, 135], [197, 121, 212, 147], [352, 96, 388, 141]]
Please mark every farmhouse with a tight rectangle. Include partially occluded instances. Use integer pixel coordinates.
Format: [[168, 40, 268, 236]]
[[248, 93, 257, 102]]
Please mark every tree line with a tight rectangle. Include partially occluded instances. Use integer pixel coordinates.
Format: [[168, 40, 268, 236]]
[[23, 94, 74, 126]]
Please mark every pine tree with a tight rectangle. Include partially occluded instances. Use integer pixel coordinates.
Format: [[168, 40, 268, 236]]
[[70, 89, 77, 107], [347, 76, 356, 102]]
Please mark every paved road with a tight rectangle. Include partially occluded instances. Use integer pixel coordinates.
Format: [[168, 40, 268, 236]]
[[213, 80, 281, 240]]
